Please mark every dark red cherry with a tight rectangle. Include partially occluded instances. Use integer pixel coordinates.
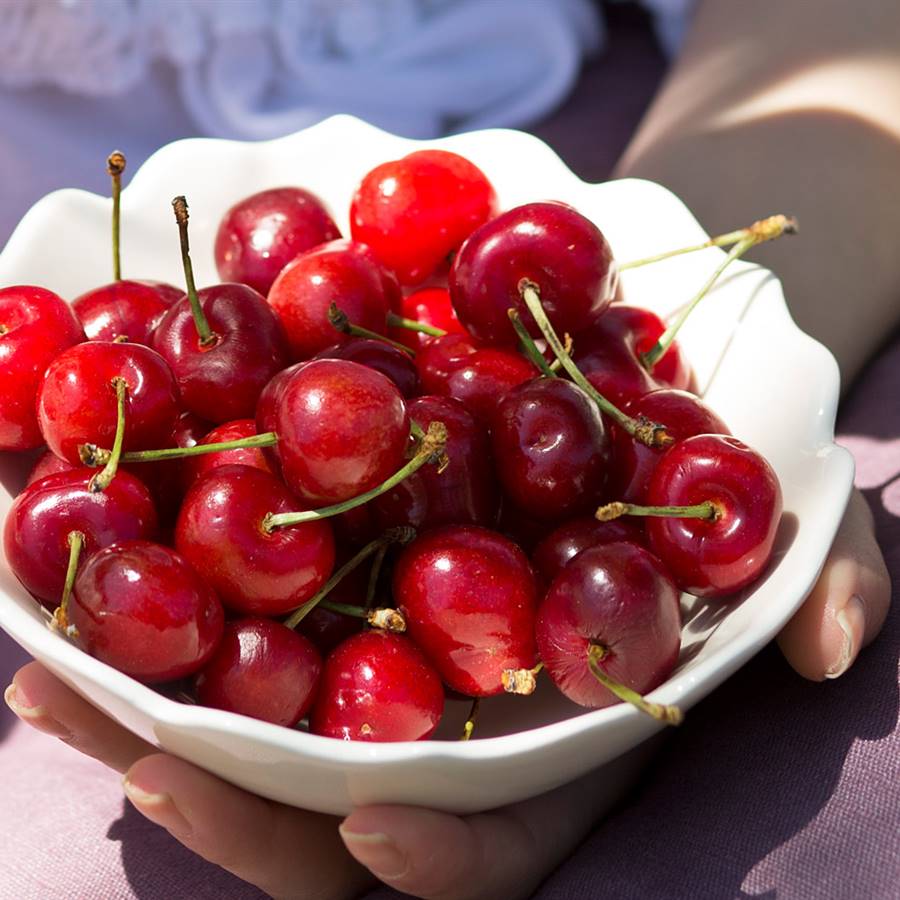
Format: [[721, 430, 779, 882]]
[[416, 333, 478, 393], [449, 201, 617, 346], [182, 419, 276, 488], [350, 149, 497, 285], [175, 465, 335, 617], [267, 240, 400, 360], [310, 630, 444, 742], [72, 280, 180, 346], [536, 541, 681, 709], [642, 434, 782, 598], [36, 341, 180, 464], [68, 540, 223, 684], [275, 359, 409, 504], [214, 187, 341, 296], [314, 338, 418, 398], [26, 450, 75, 487], [195, 617, 322, 727], [393, 525, 538, 696], [153, 283, 290, 423], [531, 516, 646, 586], [3, 469, 158, 608], [0, 286, 85, 451], [297, 558, 368, 654], [390, 287, 467, 350], [491, 377, 610, 520]]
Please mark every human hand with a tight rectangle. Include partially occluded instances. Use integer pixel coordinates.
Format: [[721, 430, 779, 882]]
[[3, 487, 891, 900]]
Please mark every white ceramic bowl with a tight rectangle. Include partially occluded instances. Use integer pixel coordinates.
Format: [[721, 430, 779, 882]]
[[0, 115, 853, 816]]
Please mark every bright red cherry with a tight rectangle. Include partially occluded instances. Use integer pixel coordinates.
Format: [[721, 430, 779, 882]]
[[491, 377, 610, 520], [393, 525, 538, 696], [175, 465, 335, 617], [350, 149, 497, 285], [182, 419, 275, 488], [310, 630, 444, 742], [195, 617, 322, 727], [215, 187, 341, 296], [275, 359, 410, 504], [3, 469, 158, 608], [36, 341, 180, 464], [536, 542, 682, 711], [449, 201, 617, 346], [0, 286, 84, 451], [314, 338, 418, 398], [267, 240, 400, 360], [390, 287, 467, 350], [68, 540, 224, 684], [72, 280, 180, 346]]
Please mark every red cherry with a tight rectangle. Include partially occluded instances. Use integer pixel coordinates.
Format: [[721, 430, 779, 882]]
[[72, 280, 180, 346], [254, 361, 308, 475], [214, 187, 341, 296], [68, 539, 224, 684], [350, 149, 497, 285], [175, 465, 335, 617], [195, 617, 322, 727], [26, 450, 75, 487], [0, 286, 84, 451], [313, 338, 418, 398], [275, 359, 410, 504], [416, 333, 478, 393], [3, 469, 158, 608], [390, 287, 466, 350], [536, 542, 681, 711], [393, 525, 538, 696], [310, 630, 444, 742], [449, 201, 617, 346], [267, 240, 399, 360], [36, 341, 180, 464], [182, 419, 275, 488], [491, 377, 610, 520]]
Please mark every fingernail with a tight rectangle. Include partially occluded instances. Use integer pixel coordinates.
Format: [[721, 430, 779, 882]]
[[825, 594, 866, 679], [339, 826, 408, 880], [123, 777, 192, 837], [3, 683, 73, 740]]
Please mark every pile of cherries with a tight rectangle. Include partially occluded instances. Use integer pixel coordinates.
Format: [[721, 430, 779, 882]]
[[0, 148, 788, 742]]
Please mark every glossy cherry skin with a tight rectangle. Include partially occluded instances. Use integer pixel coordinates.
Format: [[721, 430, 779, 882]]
[[267, 240, 400, 361], [350, 149, 497, 286], [393, 525, 539, 696], [153, 283, 290, 423], [0, 286, 85, 451], [390, 287, 467, 350], [572, 305, 693, 407], [531, 516, 646, 587], [370, 395, 500, 532], [611, 389, 730, 503], [175, 465, 335, 617], [646, 435, 783, 598], [416, 333, 478, 393], [254, 361, 307, 474], [449, 201, 617, 346], [36, 341, 180, 464], [182, 418, 275, 488], [72, 279, 181, 346], [536, 541, 681, 709], [491, 377, 610, 520], [3, 469, 158, 608], [195, 617, 322, 727], [215, 187, 341, 296], [68, 540, 224, 684], [310, 630, 444, 742], [275, 359, 410, 504], [314, 338, 418, 398]]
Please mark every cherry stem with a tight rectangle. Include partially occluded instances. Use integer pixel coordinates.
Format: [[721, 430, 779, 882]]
[[519, 280, 672, 449], [172, 196, 216, 348], [317, 600, 406, 633], [460, 697, 481, 741], [588, 643, 683, 725], [53, 530, 85, 636], [328, 304, 415, 356], [641, 215, 798, 370], [80, 431, 279, 468], [262, 420, 448, 531], [508, 308, 555, 377], [365, 543, 389, 611], [619, 214, 798, 271], [89, 377, 128, 493], [107, 151, 126, 282], [501, 661, 544, 696], [596, 500, 719, 522], [283, 527, 415, 629], [386, 312, 447, 338]]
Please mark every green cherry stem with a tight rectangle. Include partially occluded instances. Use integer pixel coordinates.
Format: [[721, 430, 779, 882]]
[[365, 543, 389, 611], [172, 196, 217, 348], [52, 530, 85, 636], [328, 304, 415, 356], [88, 377, 128, 493], [79, 431, 279, 468], [317, 600, 407, 633], [386, 312, 447, 338], [508, 308, 555, 377], [107, 151, 126, 282], [460, 697, 481, 741], [519, 279, 672, 449], [588, 643, 683, 725], [640, 215, 798, 370], [596, 500, 719, 522]]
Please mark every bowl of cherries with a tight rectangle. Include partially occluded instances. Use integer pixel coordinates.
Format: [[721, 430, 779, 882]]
[[0, 115, 853, 816]]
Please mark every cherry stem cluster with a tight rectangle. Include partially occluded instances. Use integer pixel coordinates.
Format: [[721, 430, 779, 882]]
[[596, 500, 719, 522], [107, 151, 126, 282], [172, 196, 217, 348], [88, 377, 128, 493], [328, 303, 415, 356]]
